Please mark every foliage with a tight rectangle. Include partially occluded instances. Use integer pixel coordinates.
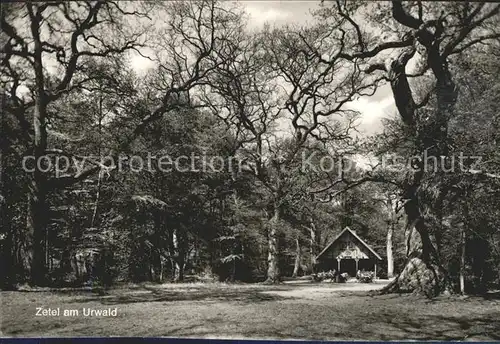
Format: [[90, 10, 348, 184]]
[[312, 270, 336, 282], [356, 271, 374, 283], [1, 1, 499, 295]]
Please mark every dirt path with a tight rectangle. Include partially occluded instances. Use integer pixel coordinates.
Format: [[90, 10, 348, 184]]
[[265, 280, 390, 298]]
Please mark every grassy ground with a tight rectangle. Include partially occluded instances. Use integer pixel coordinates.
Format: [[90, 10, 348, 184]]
[[1, 280, 499, 340]]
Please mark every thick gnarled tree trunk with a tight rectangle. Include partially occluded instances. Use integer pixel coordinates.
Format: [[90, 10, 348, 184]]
[[379, 18, 458, 295], [29, 93, 49, 286], [384, 197, 448, 296]]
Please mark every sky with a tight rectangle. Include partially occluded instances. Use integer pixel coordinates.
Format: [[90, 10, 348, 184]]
[[244, 0, 319, 27], [241, 1, 398, 136], [129, 1, 399, 137]]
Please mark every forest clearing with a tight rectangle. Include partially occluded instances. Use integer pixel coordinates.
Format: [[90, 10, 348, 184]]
[[2, 281, 500, 340]]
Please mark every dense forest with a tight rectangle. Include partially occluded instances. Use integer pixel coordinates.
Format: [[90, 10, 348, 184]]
[[1, 1, 499, 297]]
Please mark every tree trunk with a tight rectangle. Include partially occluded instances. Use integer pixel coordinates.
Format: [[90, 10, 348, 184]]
[[29, 15, 50, 286], [28, 182, 48, 286], [174, 260, 184, 282], [231, 258, 236, 282], [0, 103, 14, 289], [380, 36, 458, 296], [0, 207, 16, 289], [385, 195, 397, 279], [265, 200, 280, 283], [171, 229, 185, 282], [309, 218, 317, 272], [149, 263, 155, 282], [459, 226, 466, 295], [159, 257, 163, 283], [386, 222, 394, 279], [382, 198, 448, 297], [28, 98, 50, 286], [0, 150, 16, 288], [292, 236, 300, 278]]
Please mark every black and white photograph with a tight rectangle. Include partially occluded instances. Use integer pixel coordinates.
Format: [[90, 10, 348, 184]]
[[1, 0, 499, 341]]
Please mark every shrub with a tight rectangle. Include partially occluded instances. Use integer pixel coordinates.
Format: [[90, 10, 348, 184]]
[[356, 270, 374, 283], [312, 270, 336, 282]]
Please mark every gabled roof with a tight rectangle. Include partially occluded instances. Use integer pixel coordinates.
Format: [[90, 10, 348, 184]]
[[316, 226, 383, 261]]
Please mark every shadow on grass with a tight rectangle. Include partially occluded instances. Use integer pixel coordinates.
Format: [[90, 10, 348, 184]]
[[391, 314, 500, 340], [336, 297, 500, 341], [68, 284, 293, 305], [158, 310, 500, 341]]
